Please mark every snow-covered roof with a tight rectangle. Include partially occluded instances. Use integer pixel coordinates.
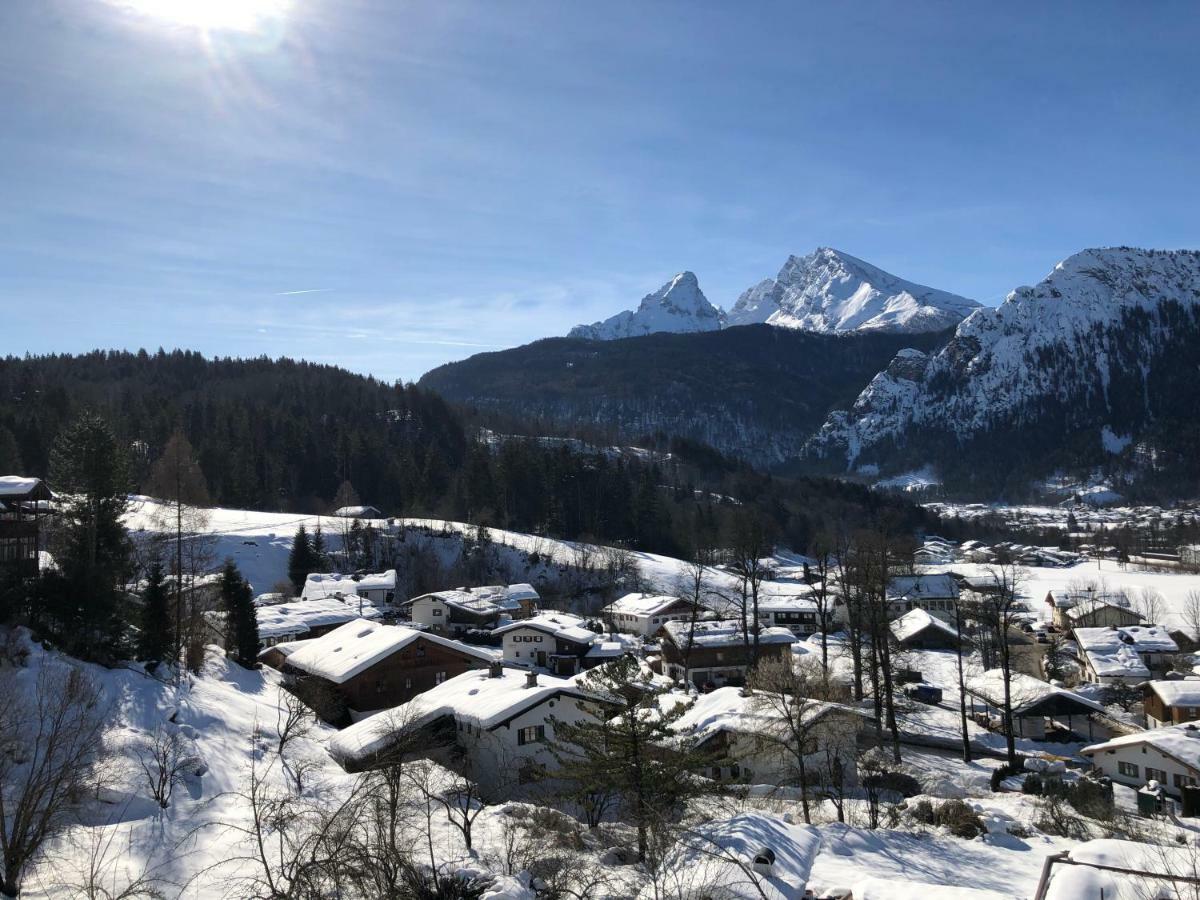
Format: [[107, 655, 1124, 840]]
[[0, 476, 51, 500], [755, 594, 818, 613], [887, 573, 958, 601], [333, 505, 383, 518], [965, 670, 1108, 717], [255, 597, 382, 639], [1045, 838, 1200, 900], [285, 619, 494, 683], [327, 667, 594, 766], [301, 569, 397, 600], [583, 633, 642, 659], [662, 619, 796, 650], [641, 812, 820, 900], [667, 686, 858, 746], [603, 593, 687, 618], [494, 612, 597, 644], [1147, 680, 1200, 708], [409, 583, 539, 615], [852, 878, 1011, 900], [890, 608, 961, 644], [1064, 595, 1139, 622], [1075, 626, 1177, 679], [1083, 722, 1200, 772]]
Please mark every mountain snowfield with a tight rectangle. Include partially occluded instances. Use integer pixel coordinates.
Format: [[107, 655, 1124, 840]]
[[808, 246, 1200, 472], [568, 248, 979, 340], [568, 271, 724, 340], [725, 248, 981, 333]]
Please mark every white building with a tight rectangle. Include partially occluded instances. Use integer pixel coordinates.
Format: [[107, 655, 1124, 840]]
[[210, 595, 383, 648], [1082, 723, 1200, 797], [667, 686, 862, 786], [302, 569, 397, 607], [327, 665, 601, 795], [886, 573, 959, 622], [603, 593, 698, 637], [407, 584, 539, 635], [754, 596, 820, 638], [1073, 625, 1178, 685], [493, 612, 625, 676]]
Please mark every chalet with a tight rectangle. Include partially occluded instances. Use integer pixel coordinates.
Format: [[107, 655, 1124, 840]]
[[667, 686, 864, 786], [282, 618, 495, 716], [1074, 625, 1179, 685], [327, 665, 601, 795], [302, 569, 397, 607], [221, 595, 385, 649], [492, 612, 636, 676], [1082, 723, 1200, 797], [603, 593, 698, 637], [890, 608, 970, 651], [332, 505, 384, 519], [965, 670, 1109, 742], [0, 476, 52, 578], [755, 596, 820, 638], [1144, 681, 1200, 728], [659, 619, 795, 688], [886, 573, 959, 622], [1046, 589, 1141, 631], [406, 584, 539, 636]]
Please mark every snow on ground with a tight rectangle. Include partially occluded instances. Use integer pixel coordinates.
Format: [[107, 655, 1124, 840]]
[[124, 497, 816, 604], [930, 559, 1200, 635]]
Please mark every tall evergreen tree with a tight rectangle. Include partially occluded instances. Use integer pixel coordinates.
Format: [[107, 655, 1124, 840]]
[[549, 655, 711, 862], [287, 524, 316, 593], [43, 412, 132, 659], [221, 561, 259, 667], [138, 563, 171, 666]]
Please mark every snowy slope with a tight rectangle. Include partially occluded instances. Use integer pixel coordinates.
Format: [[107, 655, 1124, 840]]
[[726, 248, 979, 333], [569, 271, 724, 340], [808, 247, 1200, 469]]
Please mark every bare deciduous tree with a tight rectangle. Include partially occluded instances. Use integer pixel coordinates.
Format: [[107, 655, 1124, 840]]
[[136, 726, 191, 810], [0, 664, 109, 897]]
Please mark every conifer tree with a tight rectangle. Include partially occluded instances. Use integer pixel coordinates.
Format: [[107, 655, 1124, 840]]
[[221, 561, 259, 667], [549, 655, 711, 862], [43, 412, 132, 659], [311, 525, 329, 570], [287, 524, 316, 593], [138, 563, 171, 665]]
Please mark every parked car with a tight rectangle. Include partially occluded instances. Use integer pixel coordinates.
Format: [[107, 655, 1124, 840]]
[[903, 682, 943, 705]]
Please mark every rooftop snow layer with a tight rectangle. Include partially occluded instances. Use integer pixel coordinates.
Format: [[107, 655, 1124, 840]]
[[965, 669, 1108, 716], [493, 612, 597, 644], [1147, 680, 1200, 708], [302, 569, 397, 600], [1074, 625, 1177, 678], [285, 619, 493, 683], [327, 667, 592, 765], [890, 608, 962, 643], [255, 597, 382, 639], [662, 618, 796, 650], [604, 593, 687, 617]]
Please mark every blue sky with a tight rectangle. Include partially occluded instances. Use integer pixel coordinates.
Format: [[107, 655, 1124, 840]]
[[3, 1, 1198, 382]]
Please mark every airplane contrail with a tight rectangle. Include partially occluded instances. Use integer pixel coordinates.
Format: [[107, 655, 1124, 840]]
[[275, 288, 333, 296]]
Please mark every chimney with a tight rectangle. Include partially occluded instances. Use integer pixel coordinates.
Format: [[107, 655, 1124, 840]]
[[488, 661, 503, 679], [751, 847, 776, 877], [525, 671, 538, 689]]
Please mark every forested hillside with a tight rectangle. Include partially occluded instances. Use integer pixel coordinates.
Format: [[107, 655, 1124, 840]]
[[0, 350, 930, 558], [419, 325, 953, 469]]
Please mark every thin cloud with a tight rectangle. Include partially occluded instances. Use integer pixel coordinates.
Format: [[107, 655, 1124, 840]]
[[275, 288, 333, 296]]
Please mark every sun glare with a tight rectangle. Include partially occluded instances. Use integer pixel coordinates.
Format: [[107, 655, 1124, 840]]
[[116, 0, 291, 33]]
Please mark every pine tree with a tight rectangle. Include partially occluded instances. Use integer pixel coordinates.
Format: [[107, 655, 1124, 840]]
[[138, 563, 171, 665], [43, 412, 132, 659], [287, 524, 315, 593], [221, 561, 259, 667], [311, 525, 329, 570], [548, 655, 711, 861]]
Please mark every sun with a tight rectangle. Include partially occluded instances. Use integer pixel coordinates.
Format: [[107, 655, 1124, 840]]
[[115, 0, 291, 33]]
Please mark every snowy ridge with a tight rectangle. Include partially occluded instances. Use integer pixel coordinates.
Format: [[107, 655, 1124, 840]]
[[726, 248, 980, 333], [569, 271, 724, 339], [807, 247, 1200, 468]]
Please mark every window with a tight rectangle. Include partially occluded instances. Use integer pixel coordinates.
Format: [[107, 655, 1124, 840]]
[[404, 678, 412, 689], [416, 645, 426, 657], [517, 725, 545, 746], [1146, 767, 1168, 784], [432, 608, 442, 616], [1118, 761, 1139, 778], [1175, 773, 1198, 789], [435, 671, 447, 684]]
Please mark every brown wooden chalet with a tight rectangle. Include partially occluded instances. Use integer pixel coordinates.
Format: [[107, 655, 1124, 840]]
[[0, 477, 52, 579], [659, 619, 796, 688], [279, 618, 496, 719]]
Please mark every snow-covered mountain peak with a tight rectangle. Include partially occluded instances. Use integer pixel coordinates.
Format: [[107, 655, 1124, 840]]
[[568, 271, 724, 340], [726, 248, 980, 333], [806, 245, 1200, 471]]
